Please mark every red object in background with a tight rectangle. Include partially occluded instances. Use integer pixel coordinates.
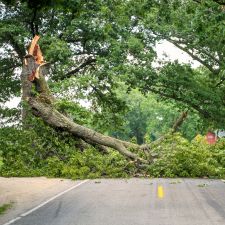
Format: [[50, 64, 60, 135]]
[[206, 132, 217, 144]]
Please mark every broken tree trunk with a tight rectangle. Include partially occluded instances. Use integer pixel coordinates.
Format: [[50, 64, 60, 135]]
[[21, 37, 151, 164]]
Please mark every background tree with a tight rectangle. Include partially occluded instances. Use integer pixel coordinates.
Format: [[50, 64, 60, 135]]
[[110, 87, 204, 144]]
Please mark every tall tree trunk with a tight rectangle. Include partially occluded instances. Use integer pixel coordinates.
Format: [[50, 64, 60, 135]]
[[21, 56, 37, 125]]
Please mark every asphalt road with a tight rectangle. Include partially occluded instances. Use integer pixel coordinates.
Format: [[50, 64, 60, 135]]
[[3, 178, 225, 225]]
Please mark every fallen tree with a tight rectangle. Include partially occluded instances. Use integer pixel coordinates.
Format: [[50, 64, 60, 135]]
[[21, 36, 152, 165], [22, 36, 188, 166]]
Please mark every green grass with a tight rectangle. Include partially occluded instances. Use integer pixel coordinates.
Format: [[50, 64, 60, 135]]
[[0, 203, 13, 215]]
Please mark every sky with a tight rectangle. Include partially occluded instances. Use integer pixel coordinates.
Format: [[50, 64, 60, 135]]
[[155, 40, 200, 68], [4, 40, 200, 109]]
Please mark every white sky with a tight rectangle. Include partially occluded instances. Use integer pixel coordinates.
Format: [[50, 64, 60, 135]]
[[155, 40, 200, 68], [3, 40, 201, 109]]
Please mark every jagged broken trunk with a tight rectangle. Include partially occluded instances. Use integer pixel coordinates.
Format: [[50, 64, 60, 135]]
[[21, 50, 151, 165]]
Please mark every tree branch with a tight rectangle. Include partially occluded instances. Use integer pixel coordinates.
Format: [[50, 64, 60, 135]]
[[172, 111, 188, 133], [192, 0, 225, 5], [22, 56, 151, 164], [61, 57, 96, 80], [215, 77, 225, 87], [168, 39, 219, 74], [174, 38, 221, 66], [29, 96, 148, 164], [148, 87, 211, 119]]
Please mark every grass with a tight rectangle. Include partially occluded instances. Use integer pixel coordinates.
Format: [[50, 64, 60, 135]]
[[0, 203, 13, 215]]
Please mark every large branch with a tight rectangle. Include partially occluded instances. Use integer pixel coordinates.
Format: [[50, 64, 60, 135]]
[[168, 39, 219, 74], [29, 97, 148, 164], [62, 57, 96, 80]]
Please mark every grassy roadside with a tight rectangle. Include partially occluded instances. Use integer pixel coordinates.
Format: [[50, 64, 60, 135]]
[[0, 203, 13, 215]]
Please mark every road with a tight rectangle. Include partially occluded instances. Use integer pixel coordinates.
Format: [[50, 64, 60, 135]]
[[2, 178, 225, 225]]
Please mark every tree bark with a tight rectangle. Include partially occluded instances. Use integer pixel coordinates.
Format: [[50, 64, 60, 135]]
[[21, 55, 37, 124]]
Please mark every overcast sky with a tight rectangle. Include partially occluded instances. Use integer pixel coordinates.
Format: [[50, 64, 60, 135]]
[[155, 40, 200, 67], [4, 40, 200, 109]]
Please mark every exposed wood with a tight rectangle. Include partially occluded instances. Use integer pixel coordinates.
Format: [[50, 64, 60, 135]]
[[27, 35, 45, 81], [28, 35, 40, 55]]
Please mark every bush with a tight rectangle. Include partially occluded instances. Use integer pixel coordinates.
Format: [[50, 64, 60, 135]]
[[147, 133, 225, 178]]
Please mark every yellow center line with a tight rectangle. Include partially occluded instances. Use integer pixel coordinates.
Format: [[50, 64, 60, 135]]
[[157, 185, 164, 199]]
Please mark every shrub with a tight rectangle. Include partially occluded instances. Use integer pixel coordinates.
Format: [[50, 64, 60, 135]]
[[147, 133, 225, 178]]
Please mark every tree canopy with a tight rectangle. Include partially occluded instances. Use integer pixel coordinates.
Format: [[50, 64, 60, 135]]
[[0, 0, 224, 128]]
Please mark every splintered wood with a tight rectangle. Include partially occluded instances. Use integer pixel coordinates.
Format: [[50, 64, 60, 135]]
[[26, 35, 45, 81]]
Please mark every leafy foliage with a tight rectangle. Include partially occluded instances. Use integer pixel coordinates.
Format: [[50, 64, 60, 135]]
[[0, 124, 224, 179], [0, 124, 135, 178], [148, 133, 225, 178], [137, 0, 225, 126], [0, 0, 224, 127]]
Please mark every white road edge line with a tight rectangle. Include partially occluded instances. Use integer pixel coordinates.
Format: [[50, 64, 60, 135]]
[[2, 217, 21, 225], [2, 179, 89, 225]]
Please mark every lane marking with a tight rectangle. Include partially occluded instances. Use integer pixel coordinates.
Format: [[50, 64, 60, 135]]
[[3, 179, 89, 225], [2, 217, 21, 225], [157, 185, 164, 199]]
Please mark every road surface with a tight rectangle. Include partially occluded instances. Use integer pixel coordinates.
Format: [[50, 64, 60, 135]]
[[2, 178, 225, 225]]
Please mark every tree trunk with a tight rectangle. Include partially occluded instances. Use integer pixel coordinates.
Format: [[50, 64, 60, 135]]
[[21, 55, 40, 127]]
